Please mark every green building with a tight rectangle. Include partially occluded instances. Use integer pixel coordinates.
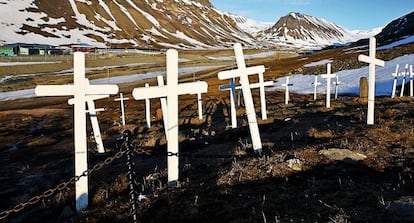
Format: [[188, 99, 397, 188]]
[[0, 46, 14, 56]]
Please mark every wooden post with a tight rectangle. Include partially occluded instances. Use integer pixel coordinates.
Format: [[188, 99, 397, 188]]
[[359, 77, 368, 104]]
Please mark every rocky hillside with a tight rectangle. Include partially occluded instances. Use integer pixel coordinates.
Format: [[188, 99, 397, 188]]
[[257, 12, 364, 50], [376, 11, 414, 46], [0, 0, 256, 49]]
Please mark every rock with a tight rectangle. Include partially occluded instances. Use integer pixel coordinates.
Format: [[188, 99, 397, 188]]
[[319, 148, 367, 162], [389, 196, 414, 221], [286, 158, 302, 171]]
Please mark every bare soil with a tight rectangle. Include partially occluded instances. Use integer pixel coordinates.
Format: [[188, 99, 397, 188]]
[[1, 45, 414, 223]]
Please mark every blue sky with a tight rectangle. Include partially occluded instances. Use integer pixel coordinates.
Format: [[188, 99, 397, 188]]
[[209, 0, 414, 30]]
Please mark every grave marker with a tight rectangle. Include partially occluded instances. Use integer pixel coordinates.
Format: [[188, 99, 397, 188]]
[[333, 75, 341, 100], [359, 77, 368, 103], [156, 76, 168, 131], [35, 52, 119, 211], [391, 64, 400, 98], [410, 65, 414, 97], [249, 72, 274, 120], [145, 83, 151, 128], [68, 94, 108, 153], [400, 65, 407, 97], [358, 37, 385, 125], [132, 50, 208, 184], [219, 77, 241, 128], [218, 43, 263, 152], [114, 93, 129, 126], [281, 76, 293, 105], [311, 75, 321, 101], [321, 63, 336, 108], [197, 81, 204, 120]]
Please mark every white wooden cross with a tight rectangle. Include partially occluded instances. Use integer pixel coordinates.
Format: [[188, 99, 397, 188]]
[[249, 72, 274, 120], [156, 75, 168, 131], [400, 64, 408, 97], [410, 65, 414, 97], [197, 81, 204, 120], [145, 83, 151, 128], [311, 75, 321, 101], [391, 64, 400, 98], [237, 89, 242, 107], [218, 43, 263, 153], [333, 75, 341, 100], [132, 49, 208, 184], [219, 77, 241, 128], [281, 76, 293, 105], [358, 37, 385, 125], [68, 94, 108, 153], [321, 63, 336, 108], [114, 93, 129, 126], [35, 52, 119, 212]]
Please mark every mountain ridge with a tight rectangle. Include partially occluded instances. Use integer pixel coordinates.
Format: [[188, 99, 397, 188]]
[[0, 1, 394, 50]]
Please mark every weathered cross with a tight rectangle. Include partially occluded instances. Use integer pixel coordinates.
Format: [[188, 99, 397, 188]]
[[156, 75, 168, 131], [197, 81, 204, 120], [400, 64, 408, 97], [218, 43, 263, 153], [35, 52, 119, 212], [219, 77, 241, 128], [391, 64, 400, 98], [409, 65, 413, 97], [281, 76, 293, 105], [358, 37, 385, 125], [311, 75, 321, 101], [114, 93, 129, 126], [249, 71, 274, 120], [333, 75, 342, 100], [321, 63, 336, 108], [132, 49, 208, 184], [68, 94, 108, 153], [145, 83, 151, 128]]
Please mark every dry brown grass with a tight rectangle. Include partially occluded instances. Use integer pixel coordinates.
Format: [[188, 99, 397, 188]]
[[308, 127, 334, 139]]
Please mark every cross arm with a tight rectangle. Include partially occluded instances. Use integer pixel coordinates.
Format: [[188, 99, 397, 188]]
[[321, 73, 337, 79], [178, 81, 208, 94], [358, 55, 385, 67], [86, 85, 119, 95], [250, 81, 274, 89], [219, 83, 242, 91], [133, 86, 168, 100], [218, 65, 265, 80]]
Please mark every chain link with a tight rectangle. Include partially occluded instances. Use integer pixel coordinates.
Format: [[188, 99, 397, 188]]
[[0, 149, 129, 220]]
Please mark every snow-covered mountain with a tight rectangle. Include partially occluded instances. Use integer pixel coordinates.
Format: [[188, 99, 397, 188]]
[[257, 12, 378, 50], [0, 0, 256, 49], [349, 28, 383, 40], [225, 13, 273, 35], [0, 0, 387, 50]]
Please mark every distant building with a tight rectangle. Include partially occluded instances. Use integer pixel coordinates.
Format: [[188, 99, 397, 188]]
[[0, 43, 63, 56], [0, 46, 14, 56]]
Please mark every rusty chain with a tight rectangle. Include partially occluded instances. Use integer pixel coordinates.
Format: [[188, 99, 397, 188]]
[[0, 135, 360, 220], [0, 146, 152, 220]]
